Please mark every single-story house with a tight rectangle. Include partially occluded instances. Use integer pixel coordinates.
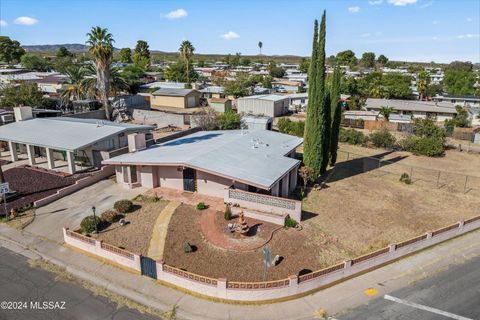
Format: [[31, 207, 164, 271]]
[[200, 86, 225, 99], [0, 107, 153, 174], [344, 110, 379, 121], [241, 115, 273, 130], [103, 130, 302, 199], [365, 98, 458, 122], [389, 114, 412, 123], [150, 88, 202, 110], [237, 94, 290, 117], [209, 98, 232, 113], [433, 95, 480, 107]]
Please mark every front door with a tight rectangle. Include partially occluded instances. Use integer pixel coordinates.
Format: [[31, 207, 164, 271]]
[[183, 168, 196, 192]]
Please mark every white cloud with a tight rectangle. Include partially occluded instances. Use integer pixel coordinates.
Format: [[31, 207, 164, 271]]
[[361, 31, 382, 38], [388, 0, 417, 6], [420, 0, 434, 8], [164, 9, 188, 19], [348, 6, 360, 13], [14, 16, 39, 25], [457, 34, 479, 39], [0, 20, 7, 27], [369, 0, 383, 5], [221, 31, 240, 40]]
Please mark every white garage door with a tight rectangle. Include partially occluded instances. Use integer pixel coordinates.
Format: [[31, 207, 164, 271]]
[[187, 96, 196, 108]]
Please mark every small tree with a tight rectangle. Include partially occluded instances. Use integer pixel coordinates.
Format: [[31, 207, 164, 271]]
[[218, 110, 241, 130], [80, 215, 101, 234], [379, 106, 395, 121], [299, 166, 315, 190]]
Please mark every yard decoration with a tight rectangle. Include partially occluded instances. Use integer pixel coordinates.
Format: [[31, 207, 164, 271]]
[[235, 211, 250, 236]]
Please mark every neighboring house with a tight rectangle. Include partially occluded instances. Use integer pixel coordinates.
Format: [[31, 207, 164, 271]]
[[103, 130, 302, 199], [0, 107, 153, 174], [344, 110, 379, 121], [27, 75, 68, 95], [288, 93, 308, 111], [237, 94, 290, 117], [365, 98, 458, 122], [209, 98, 232, 113], [432, 95, 480, 107], [0, 109, 14, 125], [200, 86, 225, 99], [241, 115, 273, 130], [388, 114, 412, 123], [150, 88, 202, 110]]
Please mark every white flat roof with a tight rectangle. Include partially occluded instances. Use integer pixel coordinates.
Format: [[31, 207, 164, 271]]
[[104, 130, 303, 189], [239, 94, 288, 102], [0, 117, 153, 151]]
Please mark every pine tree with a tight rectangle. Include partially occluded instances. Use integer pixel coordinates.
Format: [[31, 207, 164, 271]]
[[316, 11, 330, 174], [303, 19, 321, 174], [329, 66, 342, 166]]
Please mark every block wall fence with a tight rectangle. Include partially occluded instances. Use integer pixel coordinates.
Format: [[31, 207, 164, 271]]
[[63, 215, 480, 302]]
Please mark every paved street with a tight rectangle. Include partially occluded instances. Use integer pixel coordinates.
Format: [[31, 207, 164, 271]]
[[339, 255, 480, 320], [25, 179, 145, 242], [0, 247, 159, 320]]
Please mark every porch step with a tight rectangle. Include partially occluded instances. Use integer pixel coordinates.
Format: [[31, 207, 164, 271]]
[[231, 206, 287, 226]]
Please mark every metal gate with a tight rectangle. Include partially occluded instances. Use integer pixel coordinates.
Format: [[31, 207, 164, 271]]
[[183, 168, 196, 192], [140, 256, 157, 279]]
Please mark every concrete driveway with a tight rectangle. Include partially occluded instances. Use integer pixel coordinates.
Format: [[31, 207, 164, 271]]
[[26, 179, 146, 243]]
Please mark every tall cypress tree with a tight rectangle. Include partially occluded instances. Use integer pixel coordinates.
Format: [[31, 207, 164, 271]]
[[316, 11, 330, 174], [330, 66, 342, 166], [303, 19, 321, 174]]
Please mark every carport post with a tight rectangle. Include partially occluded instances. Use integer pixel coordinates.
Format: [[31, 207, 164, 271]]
[[8, 141, 18, 162], [26, 144, 36, 166], [66, 151, 76, 174], [46, 148, 55, 170]]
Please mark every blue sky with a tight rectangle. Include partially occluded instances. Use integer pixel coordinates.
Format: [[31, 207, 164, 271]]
[[0, 0, 479, 63]]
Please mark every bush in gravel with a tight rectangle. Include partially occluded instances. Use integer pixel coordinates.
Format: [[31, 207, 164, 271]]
[[196, 202, 207, 210], [339, 128, 367, 145], [100, 210, 118, 223], [148, 193, 160, 203], [183, 242, 193, 253], [400, 136, 444, 157], [114, 199, 134, 213], [369, 129, 396, 149], [80, 215, 101, 234], [284, 217, 297, 228], [224, 206, 232, 220], [399, 172, 412, 185]]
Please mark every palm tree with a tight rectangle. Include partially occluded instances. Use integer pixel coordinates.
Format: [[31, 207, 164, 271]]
[[81, 62, 128, 98], [60, 65, 86, 107], [258, 41, 263, 55], [379, 106, 395, 121], [178, 40, 195, 85], [86, 26, 115, 119]]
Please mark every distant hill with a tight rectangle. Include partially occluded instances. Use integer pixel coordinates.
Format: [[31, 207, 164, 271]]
[[22, 43, 91, 52]]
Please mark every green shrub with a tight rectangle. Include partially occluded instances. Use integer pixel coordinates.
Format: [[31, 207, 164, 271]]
[[183, 242, 193, 253], [399, 172, 412, 184], [277, 118, 305, 137], [224, 206, 232, 220], [196, 202, 207, 210], [284, 217, 297, 228], [80, 215, 101, 234], [400, 136, 444, 157], [132, 194, 145, 202], [113, 200, 134, 213], [339, 128, 366, 145], [369, 129, 396, 149], [100, 210, 118, 223], [148, 193, 160, 203]]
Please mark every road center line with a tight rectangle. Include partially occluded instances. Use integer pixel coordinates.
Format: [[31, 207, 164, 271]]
[[384, 295, 474, 320]]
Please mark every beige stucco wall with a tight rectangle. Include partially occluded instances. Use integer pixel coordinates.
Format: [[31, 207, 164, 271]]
[[157, 166, 184, 190], [150, 92, 201, 109], [139, 165, 158, 188], [196, 170, 234, 198]]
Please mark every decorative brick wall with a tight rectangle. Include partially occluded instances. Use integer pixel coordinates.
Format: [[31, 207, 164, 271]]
[[64, 214, 480, 302]]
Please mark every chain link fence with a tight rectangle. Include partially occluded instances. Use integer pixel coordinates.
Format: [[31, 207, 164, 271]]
[[329, 150, 480, 196]]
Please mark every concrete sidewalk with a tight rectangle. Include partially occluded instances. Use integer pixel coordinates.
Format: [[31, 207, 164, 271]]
[[1, 224, 479, 320]]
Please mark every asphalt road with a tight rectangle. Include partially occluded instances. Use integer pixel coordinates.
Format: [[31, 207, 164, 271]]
[[0, 247, 159, 320], [339, 255, 480, 320]]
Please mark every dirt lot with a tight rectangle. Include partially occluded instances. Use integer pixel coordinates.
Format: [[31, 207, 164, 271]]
[[95, 199, 168, 255]]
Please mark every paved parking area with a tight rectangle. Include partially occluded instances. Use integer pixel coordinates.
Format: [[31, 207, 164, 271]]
[[25, 179, 146, 242]]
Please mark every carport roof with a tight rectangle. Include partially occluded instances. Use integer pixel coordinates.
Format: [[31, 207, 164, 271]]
[[103, 129, 303, 189], [0, 117, 154, 151]]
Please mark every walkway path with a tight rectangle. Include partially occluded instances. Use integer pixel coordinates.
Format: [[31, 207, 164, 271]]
[[1, 223, 479, 319], [147, 201, 180, 260]]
